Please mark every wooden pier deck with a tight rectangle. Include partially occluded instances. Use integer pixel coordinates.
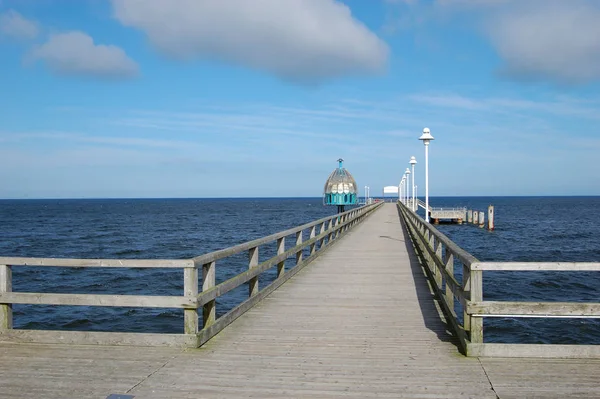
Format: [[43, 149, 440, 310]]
[[2, 203, 600, 398]]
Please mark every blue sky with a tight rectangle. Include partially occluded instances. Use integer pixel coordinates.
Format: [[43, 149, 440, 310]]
[[1, 0, 599, 198]]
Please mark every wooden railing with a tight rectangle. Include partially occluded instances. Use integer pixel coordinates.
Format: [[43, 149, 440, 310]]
[[397, 201, 600, 358], [0, 202, 382, 347]]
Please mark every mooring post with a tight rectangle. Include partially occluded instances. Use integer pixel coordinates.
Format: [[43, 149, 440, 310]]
[[488, 205, 495, 231], [472, 211, 478, 225], [478, 211, 485, 228], [0, 264, 12, 330], [467, 210, 473, 224]]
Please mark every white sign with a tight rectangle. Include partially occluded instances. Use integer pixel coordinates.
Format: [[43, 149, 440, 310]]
[[383, 186, 399, 194]]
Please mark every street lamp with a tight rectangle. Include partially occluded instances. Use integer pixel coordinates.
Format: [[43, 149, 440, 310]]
[[405, 168, 411, 206], [409, 156, 417, 211], [419, 127, 434, 222]]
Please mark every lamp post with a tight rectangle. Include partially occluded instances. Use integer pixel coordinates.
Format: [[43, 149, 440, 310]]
[[405, 168, 411, 206], [419, 127, 434, 222], [409, 156, 417, 212]]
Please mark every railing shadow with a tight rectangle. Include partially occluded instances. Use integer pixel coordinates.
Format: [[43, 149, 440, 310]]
[[394, 206, 459, 346]]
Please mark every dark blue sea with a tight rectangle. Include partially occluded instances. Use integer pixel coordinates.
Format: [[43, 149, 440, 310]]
[[1, 197, 599, 344]]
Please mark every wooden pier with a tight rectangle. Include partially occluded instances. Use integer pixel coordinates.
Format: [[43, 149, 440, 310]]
[[1, 203, 600, 398]]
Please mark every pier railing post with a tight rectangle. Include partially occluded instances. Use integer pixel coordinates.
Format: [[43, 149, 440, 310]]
[[462, 264, 471, 335], [202, 261, 216, 328], [444, 252, 454, 311], [309, 226, 316, 255], [296, 231, 303, 265], [0, 264, 12, 330], [249, 247, 259, 297], [184, 264, 199, 335], [276, 238, 285, 278], [319, 222, 326, 249], [434, 240, 443, 289], [468, 268, 483, 343], [329, 219, 335, 242]]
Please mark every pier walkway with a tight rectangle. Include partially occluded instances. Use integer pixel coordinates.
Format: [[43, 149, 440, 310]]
[[2, 204, 600, 398]]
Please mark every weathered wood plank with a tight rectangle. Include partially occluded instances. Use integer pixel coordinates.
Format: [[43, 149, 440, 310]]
[[248, 246, 259, 297], [469, 343, 600, 358], [183, 267, 199, 334], [0, 257, 193, 268], [0, 292, 196, 308], [472, 262, 600, 271], [0, 329, 197, 347], [468, 301, 600, 317], [202, 261, 216, 328], [0, 265, 12, 329]]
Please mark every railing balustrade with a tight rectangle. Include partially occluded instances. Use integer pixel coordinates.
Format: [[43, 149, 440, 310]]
[[0, 202, 382, 348], [398, 200, 600, 358]]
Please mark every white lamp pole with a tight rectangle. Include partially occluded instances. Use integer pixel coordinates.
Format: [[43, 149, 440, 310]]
[[405, 168, 411, 206], [409, 156, 417, 211], [419, 127, 434, 222]]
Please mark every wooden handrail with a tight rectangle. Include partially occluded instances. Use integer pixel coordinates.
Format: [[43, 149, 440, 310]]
[[397, 200, 600, 358], [0, 201, 383, 347]]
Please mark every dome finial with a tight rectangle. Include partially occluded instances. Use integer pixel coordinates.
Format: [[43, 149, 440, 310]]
[[338, 158, 344, 169]]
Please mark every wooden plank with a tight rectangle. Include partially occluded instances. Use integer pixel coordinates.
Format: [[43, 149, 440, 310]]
[[248, 246, 259, 297], [472, 262, 600, 271], [296, 231, 303, 264], [202, 261, 216, 328], [444, 252, 454, 311], [469, 343, 600, 358], [469, 270, 483, 343], [276, 237, 285, 278], [0, 292, 196, 308], [183, 267, 199, 334], [0, 329, 197, 347], [468, 301, 600, 317], [0, 265, 12, 329], [0, 257, 193, 268]]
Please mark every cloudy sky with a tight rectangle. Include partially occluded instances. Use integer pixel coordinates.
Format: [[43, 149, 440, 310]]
[[1, 0, 599, 198]]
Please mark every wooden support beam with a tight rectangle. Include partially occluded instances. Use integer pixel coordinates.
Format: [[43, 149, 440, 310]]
[[276, 237, 285, 278], [248, 247, 259, 297], [202, 261, 216, 328], [183, 266, 199, 334], [0, 264, 12, 330]]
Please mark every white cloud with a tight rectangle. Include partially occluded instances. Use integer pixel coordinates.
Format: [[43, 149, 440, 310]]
[[434, 0, 600, 84], [0, 9, 38, 39], [487, 2, 600, 84], [29, 31, 138, 79], [112, 0, 388, 83]]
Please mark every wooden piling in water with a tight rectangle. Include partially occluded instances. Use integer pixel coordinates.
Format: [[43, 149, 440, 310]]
[[467, 210, 473, 223], [478, 211, 485, 228], [488, 205, 495, 231], [472, 211, 478, 225]]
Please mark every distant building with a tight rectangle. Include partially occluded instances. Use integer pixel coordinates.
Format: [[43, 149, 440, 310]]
[[323, 158, 358, 213]]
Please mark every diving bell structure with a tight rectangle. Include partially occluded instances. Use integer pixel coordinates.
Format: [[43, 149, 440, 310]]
[[323, 158, 358, 213]]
